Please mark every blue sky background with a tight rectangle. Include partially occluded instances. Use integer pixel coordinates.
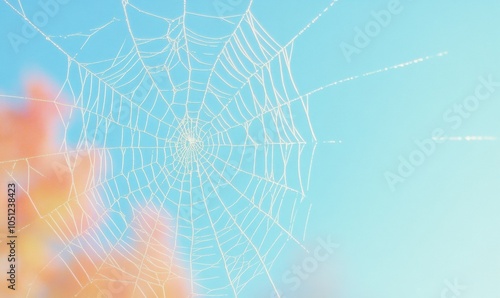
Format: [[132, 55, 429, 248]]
[[1, 0, 500, 297]]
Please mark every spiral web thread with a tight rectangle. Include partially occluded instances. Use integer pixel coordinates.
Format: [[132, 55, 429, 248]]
[[0, 0, 445, 296]]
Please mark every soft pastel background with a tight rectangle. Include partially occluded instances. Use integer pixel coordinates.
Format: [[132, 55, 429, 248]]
[[1, 0, 500, 297]]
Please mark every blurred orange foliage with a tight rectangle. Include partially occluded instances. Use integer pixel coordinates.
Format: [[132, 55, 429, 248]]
[[0, 75, 189, 297]]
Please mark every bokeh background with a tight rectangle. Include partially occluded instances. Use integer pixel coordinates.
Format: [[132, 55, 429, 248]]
[[1, 0, 500, 297]]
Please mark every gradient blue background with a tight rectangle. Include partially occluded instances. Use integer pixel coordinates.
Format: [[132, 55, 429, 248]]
[[1, 0, 500, 297]]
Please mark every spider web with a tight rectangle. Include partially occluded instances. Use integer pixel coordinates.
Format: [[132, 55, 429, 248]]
[[0, 0, 445, 297]]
